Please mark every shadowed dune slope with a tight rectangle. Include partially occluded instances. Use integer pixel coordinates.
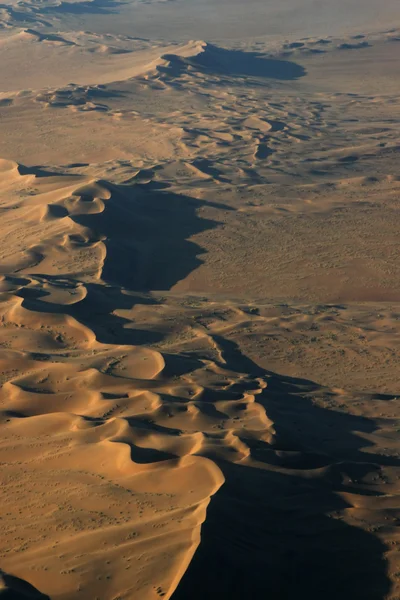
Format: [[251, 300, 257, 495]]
[[160, 44, 307, 80], [0, 161, 399, 599], [0, 570, 50, 599], [0, 17, 400, 600]]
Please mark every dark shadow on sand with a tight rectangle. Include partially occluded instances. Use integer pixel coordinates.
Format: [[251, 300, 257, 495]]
[[161, 44, 306, 81], [16, 183, 228, 346], [0, 570, 50, 599], [171, 337, 397, 600], [11, 176, 395, 600], [73, 183, 228, 292]]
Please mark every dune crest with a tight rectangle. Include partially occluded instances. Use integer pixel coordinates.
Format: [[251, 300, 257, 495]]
[[0, 8, 400, 600], [1, 163, 399, 599]]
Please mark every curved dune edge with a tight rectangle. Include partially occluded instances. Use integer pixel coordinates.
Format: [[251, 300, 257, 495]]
[[0, 159, 399, 600], [0, 160, 263, 599], [0, 32, 208, 92]]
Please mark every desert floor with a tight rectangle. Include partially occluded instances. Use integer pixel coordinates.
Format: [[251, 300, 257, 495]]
[[0, 1, 400, 598]]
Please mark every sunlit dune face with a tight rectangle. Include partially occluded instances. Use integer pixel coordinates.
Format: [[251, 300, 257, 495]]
[[0, 3, 399, 600]]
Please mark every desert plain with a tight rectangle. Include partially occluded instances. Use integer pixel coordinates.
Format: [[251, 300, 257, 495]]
[[0, 0, 400, 598]]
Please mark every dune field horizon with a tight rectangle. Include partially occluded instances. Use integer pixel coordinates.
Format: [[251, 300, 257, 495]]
[[0, 1, 400, 598]]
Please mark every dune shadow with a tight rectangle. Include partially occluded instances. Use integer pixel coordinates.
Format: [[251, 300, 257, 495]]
[[72, 183, 227, 292], [17, 184, 227, 346], [126, 443, 176, 464], [0, 570, 50, 599], [8, 171, 396, 599], [171, 337, 397, 600], [171, 465, 390, 600], [162, 44, 306, 81], [16, 279, 163, 346]]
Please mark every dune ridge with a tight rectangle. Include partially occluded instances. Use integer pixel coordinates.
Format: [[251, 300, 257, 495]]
[[0, 157, 399, 599], [0, 12, 400, 600]]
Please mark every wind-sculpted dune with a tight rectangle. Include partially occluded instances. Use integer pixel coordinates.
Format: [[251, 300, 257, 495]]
[[0, 7, 400, 599], [0, 158, 399, 599]]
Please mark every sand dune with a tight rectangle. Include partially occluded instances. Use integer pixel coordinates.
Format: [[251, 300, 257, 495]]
[[0, 30, 207, 91], [0, 8, 400, 600], [1, 153, 400, 599]]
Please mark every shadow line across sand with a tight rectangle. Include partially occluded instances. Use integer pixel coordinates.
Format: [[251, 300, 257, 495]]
[[0, 570, 50, 599], [16, 182, 230, 345], [171, 338, 396, 600], [12, 181, 396, 600], [160, 44, 307, 82], [73, 183, 228, 292]]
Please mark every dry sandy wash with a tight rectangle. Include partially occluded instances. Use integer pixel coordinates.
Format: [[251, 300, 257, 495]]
[[0, 2, 400, 599]]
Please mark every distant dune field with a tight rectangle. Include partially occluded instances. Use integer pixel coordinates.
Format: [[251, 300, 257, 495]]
[[0, 2, 400, 599]]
